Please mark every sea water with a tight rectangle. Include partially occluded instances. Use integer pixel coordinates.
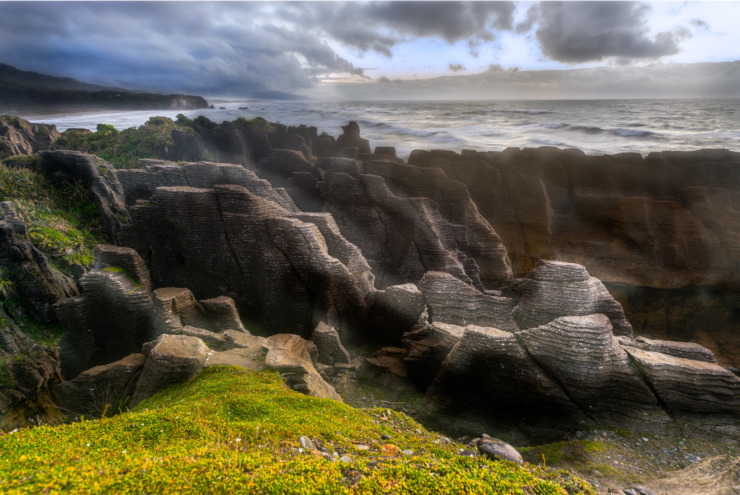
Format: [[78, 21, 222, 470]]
[[22, 98, 740, 160]]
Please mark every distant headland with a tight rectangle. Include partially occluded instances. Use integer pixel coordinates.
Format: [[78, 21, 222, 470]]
[[0, 63, 209, 113]]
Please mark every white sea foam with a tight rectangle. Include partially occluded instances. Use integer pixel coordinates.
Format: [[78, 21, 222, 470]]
[[21, 98, 740, 160]]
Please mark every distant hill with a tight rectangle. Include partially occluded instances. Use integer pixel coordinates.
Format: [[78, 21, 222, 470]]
[[0, 63, 209, 113]]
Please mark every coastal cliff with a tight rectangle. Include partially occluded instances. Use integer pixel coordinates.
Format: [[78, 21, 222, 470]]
[[0, 115, 738, 494], [0, 63, 208, 113]]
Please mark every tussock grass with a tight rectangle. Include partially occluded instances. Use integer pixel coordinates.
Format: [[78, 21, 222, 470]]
[[0, 367, 595, 494], [0, 158, 104, 271]]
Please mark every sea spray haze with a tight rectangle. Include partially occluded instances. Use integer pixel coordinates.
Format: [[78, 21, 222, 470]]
[[28, 98, 740, 160]]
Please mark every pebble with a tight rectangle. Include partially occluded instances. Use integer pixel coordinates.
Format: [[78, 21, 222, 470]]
[[299, 436, 315, 451], [355, 444, 369, 451], [381, 434, 392, 440], [339, 455, 354, 463]]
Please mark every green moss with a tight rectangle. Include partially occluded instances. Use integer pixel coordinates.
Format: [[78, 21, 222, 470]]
[[103, 266, 141, 288], [2, 297, 64, 346], [0, 161, 103, 273], [0, 358, 14, 389], [0, 367, 593, 494]]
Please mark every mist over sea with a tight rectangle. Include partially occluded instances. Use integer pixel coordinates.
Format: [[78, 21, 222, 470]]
[[25, 98, 740, 160]]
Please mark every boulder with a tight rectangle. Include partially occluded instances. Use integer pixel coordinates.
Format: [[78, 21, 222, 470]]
[[0, 115, 60, 157], [198, 296, 247, 333], [516, 315, 667, 427], [625, 346, 740, 426], [131, 334, 209, 406], [151, 287, 210, 335], [262, 333, 342, 401], [421, 324, 587, 441], [512, 260, 633, 336], [369, 283, 427, 344], [310, 322, 351, 365], [335, 121, 370, 155], [54, 353, 146, 417], [473, 435, 523, 465]]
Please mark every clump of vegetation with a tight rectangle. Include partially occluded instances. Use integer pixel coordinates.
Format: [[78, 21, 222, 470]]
[[0, 358, 14, 389], [53, 117, 179, 169], [0, 366, 593, 494], [0, 158, 104, 272], [2, 296, 64, 346], [234, 116, 279, 133]]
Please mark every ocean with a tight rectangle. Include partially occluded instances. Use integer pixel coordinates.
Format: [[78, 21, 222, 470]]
[[22, 98, 740, 161]]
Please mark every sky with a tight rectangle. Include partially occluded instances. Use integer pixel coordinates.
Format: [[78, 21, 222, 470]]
[[0, 1, 739, 100]]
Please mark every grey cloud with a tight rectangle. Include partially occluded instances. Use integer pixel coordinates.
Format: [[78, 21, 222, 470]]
[[515, 4, 540, 34], [0, 2, 365, 97], [334, 61, 740, 100], [536, 2, 689, 63], [690, 19, 710, 32], [449, 64, 467, 72], [365, 2, 514, 42]]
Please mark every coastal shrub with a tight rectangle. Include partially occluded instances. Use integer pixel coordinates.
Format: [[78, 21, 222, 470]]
[[0, 366, 594, 494], [53, 117, 179, 168]]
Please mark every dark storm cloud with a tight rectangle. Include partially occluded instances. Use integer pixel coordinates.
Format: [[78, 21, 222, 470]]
[[0, 1, 517, 97], [277, 2, 515, 58], [535, 2, 689, 63], [0, 2, 367, 96]]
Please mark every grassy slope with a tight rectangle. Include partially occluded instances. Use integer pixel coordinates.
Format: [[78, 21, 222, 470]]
[[0, 367, 595, 494]]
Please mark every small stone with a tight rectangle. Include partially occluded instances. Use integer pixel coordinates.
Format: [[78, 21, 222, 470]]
[[459, 449, 478, 457], [380, 444, 400, 456], [299, 435, 315, 451], [575, 430, 586, 439], [339, 455, 354, 463], [355, 444, 369, 451], [381, 434, 392, 440], [474, 437, 523, 465], [402, 449, 414, 455]]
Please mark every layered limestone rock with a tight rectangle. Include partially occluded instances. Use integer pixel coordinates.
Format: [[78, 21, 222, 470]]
[[38, 150, 130, 244], [130, 334, 209, 406], [0, 115, 60, 157], [318, 171, 510, 290], [625, 346, 740, 435], [0, 202, 78, 321], [0, 305, 64, 429], [422, 324, 587, 441], [311, 322, 351, 366], [116, 159, 297, 211], [418, 271, 518, 331], [263, 333, 342, 401], [55, 353, 146, 416], [408, 147, 740, 365], [119, 184, 372, 341], [368, 283, 427, 344], [56, 253, 156, 380], [516, 315, 667, 426], [511, 260, 633, 336]]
